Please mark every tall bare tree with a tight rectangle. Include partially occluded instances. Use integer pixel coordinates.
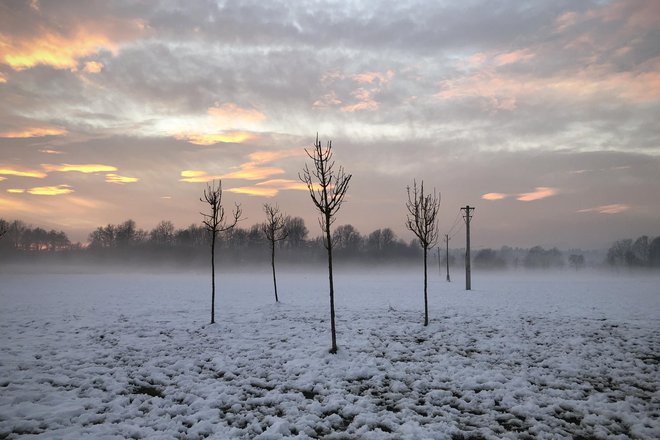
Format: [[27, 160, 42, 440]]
[[201, 180, 242, 324], [300, 135, 352, 354], [262, 203, 288, 302], [405, 180, 441, 326]]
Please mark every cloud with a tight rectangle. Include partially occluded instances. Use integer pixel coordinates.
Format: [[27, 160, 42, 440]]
[[577, 204, 630, 214], [221, 165, 285, 181], [481, 187, 559, 202], [105, 173, 138, 184], [0, 127, 66, 138], [179, 170, 219, 183], [38, 148, 64, 155], [174, 131, 256, 146], [42, 164, 118, 173], [256, 179, 310, 191], [208, 103, 266, 124], [481, 193, 508, 201], [6, 188, 25, 193], [0, 27, 117, 71], [83, 61, 103, 74], [246, 149, 304, 164], [26, 184, 74, 195], [0, 166, 47, 178], [516, 187, 559, 202], [226, 186, 279, 197]]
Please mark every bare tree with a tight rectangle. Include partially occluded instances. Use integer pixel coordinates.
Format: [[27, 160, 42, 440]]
[[201, 180, 242, 324], [262, 203, 288, 302], [405, 180, 440, 326], [300, 135, 352, 354]]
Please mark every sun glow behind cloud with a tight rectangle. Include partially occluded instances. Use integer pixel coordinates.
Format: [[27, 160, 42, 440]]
[[0, 28, 117, 71], [105, 173, 138, 184], [42, 164, 118, 173], [0, 127, 67, 138], [26, 184, 74, 195], [0, 166, 47, 178]]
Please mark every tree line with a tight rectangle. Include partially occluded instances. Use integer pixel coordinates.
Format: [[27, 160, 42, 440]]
[[1, 219, 659, 270]]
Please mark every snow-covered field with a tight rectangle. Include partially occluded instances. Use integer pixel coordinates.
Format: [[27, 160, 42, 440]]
[[0, 268, 658, 439]]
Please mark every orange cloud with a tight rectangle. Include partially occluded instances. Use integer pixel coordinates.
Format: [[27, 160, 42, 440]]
[[0, 28, 117, 71], [247, 148, 304, 164], [179, 170, 219, 183], [481, 193, 508, 201], [0, 72, 6, 83], [578, 204, 630, 214], [517, 187, 558, 202], [0, 166, 47, 178], [226, 186, 279, 197], [105, 173, 138, 184], [256, 179, 317, 191], [0, 127, 67, 138], [42, 164, 118, 173], [27, 184, 74, 196], [175, 131, 256, 145], [221, 165, 285, 181], [83, 61, 103, 73]]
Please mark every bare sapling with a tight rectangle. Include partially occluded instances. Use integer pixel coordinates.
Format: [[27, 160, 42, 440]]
[[405, 180, 440, 326], [201, 180, 242, 324], [300, 135, 352, 354], [262, 203, 289, 302]]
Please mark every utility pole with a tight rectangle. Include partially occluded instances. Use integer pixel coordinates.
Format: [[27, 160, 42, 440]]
[[437, 247, 441, 277], [445, 234, 450, 282], [461, 205, 475, 290]]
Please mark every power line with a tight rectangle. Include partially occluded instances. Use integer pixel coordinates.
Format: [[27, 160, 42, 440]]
[[446, 210, 462, 236]]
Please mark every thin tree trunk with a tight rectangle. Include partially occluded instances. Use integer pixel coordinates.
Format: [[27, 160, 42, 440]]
[[271, 242, 278, 302], [423, 245, 428, 326], [326, 214, 337, 354], [211, 231, 216, 324]]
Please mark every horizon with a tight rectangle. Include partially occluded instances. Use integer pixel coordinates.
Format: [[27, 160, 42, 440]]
[[1, 1, 659, 249]]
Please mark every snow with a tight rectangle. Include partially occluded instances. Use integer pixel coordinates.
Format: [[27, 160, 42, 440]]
[[0, 269, 658, 439]]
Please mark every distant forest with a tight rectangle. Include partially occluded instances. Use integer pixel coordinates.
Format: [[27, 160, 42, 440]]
[[1, 218, 659, 270]]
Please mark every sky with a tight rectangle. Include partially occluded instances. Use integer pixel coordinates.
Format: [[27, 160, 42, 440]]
[[0, 0, 659, 249]]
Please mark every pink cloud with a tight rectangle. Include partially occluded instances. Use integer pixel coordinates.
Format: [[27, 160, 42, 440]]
[[516, 187, 559, 202]]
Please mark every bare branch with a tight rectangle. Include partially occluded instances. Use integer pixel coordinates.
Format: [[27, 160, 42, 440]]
[[405, 180, 441, 250]]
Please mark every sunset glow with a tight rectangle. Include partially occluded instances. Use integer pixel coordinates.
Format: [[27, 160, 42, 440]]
[[0, 127, 67, 138], [174, 131, 256, 146], [516, 187, 559, 202], [43, 164, 118, 174], [105, 174, 138, 184], [26, 185, 74, 196]]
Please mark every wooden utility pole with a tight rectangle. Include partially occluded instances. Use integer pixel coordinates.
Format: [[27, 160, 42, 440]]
[[445, 234, 450, 282], [461, 205, 475, 290]]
